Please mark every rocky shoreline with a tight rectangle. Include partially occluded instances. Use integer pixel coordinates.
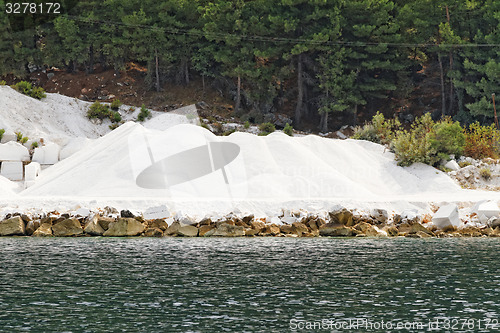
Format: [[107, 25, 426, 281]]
[[1, 206, 500, 238]]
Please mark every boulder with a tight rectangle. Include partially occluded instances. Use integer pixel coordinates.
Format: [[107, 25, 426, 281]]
[[25, 220, 40, 236], [144, 228, 163, 237], [319, 223, 354, 237], [444, 160, 460, 171], [52, 218, 83, 237], [143, 205, 170, 220], [33, 223, 52, 237], [164, 221, 181, 236], [329, 207, 353, 226], [371, 209, 388, 224], [384, 225, 399, 237], [0, 130, 16, 143], [32, 143, 60, 165], [398, 222, 434, 236], [24, 162, 41, 181], [103, 218, 145, 236], [204, 223, 245, 237], [1, 161, 24, 181], [477, 201, 500, 220], [177, 225, 199, 237], [488, 217, 500, 229], [84, 216, 105, 236], [280, 224, 294, 234], [0, 141, 30, 161], [199, 224, 215, 236], [245, 228, 259, 236], [432, 204, 461, 229], [292, 222, 309, 234], [148, 219, 169, 231], [0, 216, 25, 236], [250, 220, 265, 232], [260, 225, 281, 236]]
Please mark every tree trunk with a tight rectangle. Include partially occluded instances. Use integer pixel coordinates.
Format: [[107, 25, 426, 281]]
[[184, 59, 189, 85], [353, 104, 358, 126], [438, 53, 446, 117], [87, 44, 94, 74], [295, 54, 304, 126], [155, 48, 160, 92], [448, 51, 454, 115], [319, 111, 328, 133], [235, 74, 241, 113]]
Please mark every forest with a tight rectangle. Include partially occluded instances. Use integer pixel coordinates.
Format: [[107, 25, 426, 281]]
[[0, 0, 499, 131]]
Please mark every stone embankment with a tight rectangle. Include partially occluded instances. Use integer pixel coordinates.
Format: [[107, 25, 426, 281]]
[[1, 205, 500, 238]]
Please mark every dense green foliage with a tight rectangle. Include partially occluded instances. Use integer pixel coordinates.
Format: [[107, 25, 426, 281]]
[[356, 112, 500, 166], [283, 123, 293, 136], [12, 81, 46, 99], [0, 0, 499, 130], [87, 101, 122, 123], [0, 129, 4, 141], [110, 99, 122, 110], [137, 104, 150, 122], [259, 122, 276, 136]]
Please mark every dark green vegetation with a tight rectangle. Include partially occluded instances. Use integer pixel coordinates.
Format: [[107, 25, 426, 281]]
[[355, 112, 500, 166], [0, 0, 499, 130], [87, 101, 122, 123], [11, 81, 46, 99]]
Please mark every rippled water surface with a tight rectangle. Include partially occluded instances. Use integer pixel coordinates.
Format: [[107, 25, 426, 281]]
[[0, 237, 499, 332]]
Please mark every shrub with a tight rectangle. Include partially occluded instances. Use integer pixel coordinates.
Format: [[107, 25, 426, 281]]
[[244, 121, 250, 129], [15, 131, 23, 142], [0, 129, 4, 141], [87, 102, 111, 120], [458, 161, 471, 168], [283, 123, 293, 136], [137, 104, 150, 122], [31, 141, 38, 149], [259, 122, 275, 136], [20, 136, 28, 144], [0, 80, 6, 85], [109, 123, 120, 130], [391, 113, 438, 166], [111, 111, 122, 123], [430, 117, 465, 161], [12, 81, 46, 99], [222, 129, 236, 136], [480, 167, 492, 180], [464, 122, 500, 159], [110, 99, 122, 110], [352, 112, 400, 145]]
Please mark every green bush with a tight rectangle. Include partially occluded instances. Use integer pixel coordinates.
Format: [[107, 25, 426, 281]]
[[464, 122, 500, 159], [31, 141, 38, 149], [111, 111, 122, 123], [110, 99, 122, 110], [283, 123, 293, 136], [137, 104, 150, 122], [352, 112, 400, 145], [480, 167, 492, 180], [15, 131, 23, 142], [20, 136, 28, 144], [12, 81, 46, 99], [87, 102, 111, 120], [259, 122, 275, 136], [0, 129, 4, 141], [244, 121, 250, 129], [0, 80, 6, 85], [430, 117, 466, 161]]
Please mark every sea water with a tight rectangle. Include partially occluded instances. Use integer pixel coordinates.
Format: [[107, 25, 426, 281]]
[[0, 237, 499, 332]]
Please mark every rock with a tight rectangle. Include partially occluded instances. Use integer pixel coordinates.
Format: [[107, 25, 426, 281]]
[[477, 201, 500, 220], [488, 217, 500, 229], [204, 223, 245, 237], [250, 221, 265, 232], [177, 225, 198, 237], [96, 217, 114, 230], [149, 219, 169, 231], [260, 225, 281, 236], [292, 222, 309, 234], [25, 162, 41, 181], [74, 208, 90, 217], [198, 225, 215, 236], [245, 228, 259, 236], [353, 222, 386, 237], [280, 224, 294, 234], [319, 223, 354, 237], [385, 225, 399, 237], [432, 204, 461, 229], [144, 228, 163, 237], [0, 161, 24, 181], [444, 160, 460, 171], [398, 222, 434, 236], [120, 210, 135, 218], [198, 218, 212, 226], [242, 215, 254, 223], [235, 220, 250, 228], [25, 220, 40, 236], [164, 221, 181, 236], [103, 206, 119, 216], [371, 209, 388, 224], [103, 218, 145, 236], [0, 216, 25, 236], [32, 143, 60, 165], [33, 223, 52, 237], [52, 218, 83, 237], [0, 141, 30, 161], [143, 205, 170, 220], [84, 216, 105, 236], [329, 207, 354, 226]]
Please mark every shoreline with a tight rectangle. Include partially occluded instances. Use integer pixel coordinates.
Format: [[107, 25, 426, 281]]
[[1, 206, 499, 238]]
